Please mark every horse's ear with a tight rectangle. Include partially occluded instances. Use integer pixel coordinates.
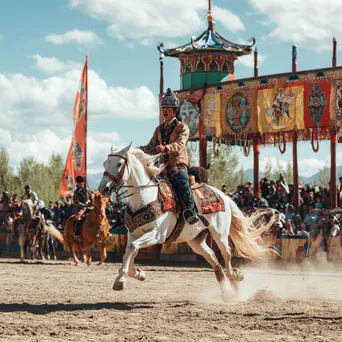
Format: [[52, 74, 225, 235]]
[[118, 142, 132, 156]]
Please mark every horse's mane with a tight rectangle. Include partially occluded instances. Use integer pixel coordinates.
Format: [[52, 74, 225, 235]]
[[127, 148, 164, 179]]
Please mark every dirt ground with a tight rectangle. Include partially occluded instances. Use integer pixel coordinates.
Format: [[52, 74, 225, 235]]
[[0, 258, 341, 342]]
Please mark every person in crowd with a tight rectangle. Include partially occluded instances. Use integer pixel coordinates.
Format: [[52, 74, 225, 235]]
[[189, 166, 208, 184], [221, 185, 228, 195], [285, 204, 296, 223], [283, 219, 295, 235], [250, 191, 269, 208]]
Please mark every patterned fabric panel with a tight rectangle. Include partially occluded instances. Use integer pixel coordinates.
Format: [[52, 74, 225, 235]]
[[193, 184, 225, 214]]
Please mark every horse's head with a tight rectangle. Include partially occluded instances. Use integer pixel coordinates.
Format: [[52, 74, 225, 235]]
[[98, 143, 132, 198], [92, 190, 107, 220], [22, 199, 34, 221]]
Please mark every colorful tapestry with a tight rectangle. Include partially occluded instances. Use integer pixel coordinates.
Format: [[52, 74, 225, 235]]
[[257, 84, 304, 133], [60, 57, 88, 197], [176, 90, 202, 140], [106, 234, 127, 255], [281, 235, 309, 260], [203, 93, 221, 137], [221, 88, 258, 135], [304, 81, 331, 127], [332, 80, 342, 123], [179, 100, 199, 138]]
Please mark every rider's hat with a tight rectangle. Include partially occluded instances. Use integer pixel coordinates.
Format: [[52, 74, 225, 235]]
[[24, 184, 31, 190], [161, 88, 180, 108], [76, 175, 85, 183]]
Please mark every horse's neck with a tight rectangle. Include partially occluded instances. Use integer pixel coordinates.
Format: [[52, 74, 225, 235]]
[[127, 162, 158, 212]]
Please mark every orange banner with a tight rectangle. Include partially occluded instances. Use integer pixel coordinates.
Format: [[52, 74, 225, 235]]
[[60, 57, 88, 197]]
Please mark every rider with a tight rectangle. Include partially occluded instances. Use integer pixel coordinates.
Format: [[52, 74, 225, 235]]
[[140, 88, 199, 225], [73, 175, 92, 238], [21, 185, 39, 216]]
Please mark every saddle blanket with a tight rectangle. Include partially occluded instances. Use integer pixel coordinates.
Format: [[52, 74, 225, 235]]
[[192, 184, 225, 215], [124, 180, 224, 233]]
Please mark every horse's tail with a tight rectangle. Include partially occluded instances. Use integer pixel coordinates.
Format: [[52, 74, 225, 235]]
[[228, 197, 276, 261], [44, 222, 64, 244]]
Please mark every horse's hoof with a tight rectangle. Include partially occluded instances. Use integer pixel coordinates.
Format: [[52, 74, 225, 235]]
[[232, 268, 244, 282], [46, 255, 51, 260], [97, 262, 103, 266], [137, 269, 146, 281], [54, 256, 57, 260], [113, 281, 125, 291]]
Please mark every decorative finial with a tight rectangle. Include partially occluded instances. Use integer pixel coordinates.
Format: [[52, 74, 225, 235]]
[[207, 0, 213, 24]]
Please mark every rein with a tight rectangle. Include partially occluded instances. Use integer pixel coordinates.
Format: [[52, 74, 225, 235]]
[[103, 153, 160, 200]]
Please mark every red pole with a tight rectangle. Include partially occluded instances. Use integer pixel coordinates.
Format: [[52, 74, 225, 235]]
[[292, 45, 297, 73], [253, 134, 260, 197], [330, 127, 337, 208], [333, 37, 337, 67], [293, 130, 299, 209], [254, 47, 258, 78]]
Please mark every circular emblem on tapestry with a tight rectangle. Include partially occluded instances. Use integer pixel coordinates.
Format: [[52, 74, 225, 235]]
[[308, 84, 326, 126], [179, 100, 199, 137], [226, 92, 251, 133]]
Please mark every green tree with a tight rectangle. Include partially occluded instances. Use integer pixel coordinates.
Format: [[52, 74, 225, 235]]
[[285, 161, 293, 184], [186, 142, 198, 167], [0, 146, 14, 191], [272, 160, 285, 181], [319, 165, 330, 188], [264, 159, 273, 181], [207, 145, 244, 192]]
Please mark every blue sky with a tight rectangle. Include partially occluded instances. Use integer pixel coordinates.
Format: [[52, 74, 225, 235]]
[[0, 0, 341, 176]]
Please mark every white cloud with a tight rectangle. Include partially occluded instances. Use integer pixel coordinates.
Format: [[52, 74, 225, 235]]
[[30, 55, 83, 73], [0, 58, 158, 137], [0, 129, 123, 174], [236, 51, 265, 68], [68, 0, 245, 43], [248, 0, 342, 51], [212, 5, 245, 32], [0, 56, 158, 171], [45, 29, 102, 47]]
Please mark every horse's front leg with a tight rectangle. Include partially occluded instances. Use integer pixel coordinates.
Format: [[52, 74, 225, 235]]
[[113, 230, 162, 291], [128, 249, 146, 281], [39, 236, 45, 260]]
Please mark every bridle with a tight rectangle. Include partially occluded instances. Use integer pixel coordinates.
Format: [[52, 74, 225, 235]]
[[102, 153, 159, 199]]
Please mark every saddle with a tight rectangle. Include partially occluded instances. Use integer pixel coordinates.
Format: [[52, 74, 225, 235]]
[[124, 178, 225, 243]]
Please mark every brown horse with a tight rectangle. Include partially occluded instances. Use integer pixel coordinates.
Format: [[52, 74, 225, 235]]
[[0, 213, 14, 255], [46, 191, 110, 266], [19, 200, 46, 260]]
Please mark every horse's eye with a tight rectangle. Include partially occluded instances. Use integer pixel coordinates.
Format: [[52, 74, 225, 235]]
[[117, 163, 122, 167]]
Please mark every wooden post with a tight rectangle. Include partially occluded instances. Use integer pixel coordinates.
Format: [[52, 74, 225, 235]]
[[330, 127, 338, 208], [254, 47, 258, 78], [333, 37, 337, 67], [253, 134, 260, 196], [157, 43, 165, 95], [293, 130, 299, 209], [292, 45, 297, 73]]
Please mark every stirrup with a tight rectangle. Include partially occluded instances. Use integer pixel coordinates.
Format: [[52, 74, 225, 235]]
[[182, 209, 199, 225]]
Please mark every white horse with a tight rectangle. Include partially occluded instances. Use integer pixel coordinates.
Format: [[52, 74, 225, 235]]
[[98, 144, 274, 300]]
